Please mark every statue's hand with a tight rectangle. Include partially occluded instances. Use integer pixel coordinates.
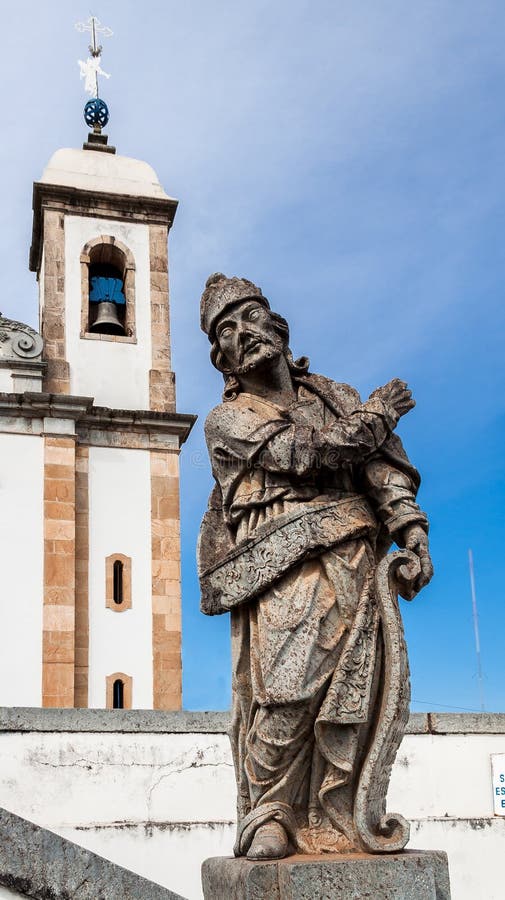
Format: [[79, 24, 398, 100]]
[[398, 524, 434, 596], [369, 378, 415, 425]]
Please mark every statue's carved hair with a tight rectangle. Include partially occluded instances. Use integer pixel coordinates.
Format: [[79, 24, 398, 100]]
[[209, 310, 310, 401]]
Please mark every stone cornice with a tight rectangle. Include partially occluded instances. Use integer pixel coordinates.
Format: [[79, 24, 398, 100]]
[[0, 359, 46, 372], [0, 392, 92, 420], [0, 391, 196, 444], [30, 181, 179, 272], [81, 404, 196, 443]]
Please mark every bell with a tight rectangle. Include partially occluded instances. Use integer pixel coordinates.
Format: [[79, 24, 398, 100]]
[[90, 301, 125, 336]]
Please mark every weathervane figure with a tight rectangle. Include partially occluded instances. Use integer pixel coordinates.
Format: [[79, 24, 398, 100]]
[[76, 15, 113, 132], [76, 15, 112, 99]]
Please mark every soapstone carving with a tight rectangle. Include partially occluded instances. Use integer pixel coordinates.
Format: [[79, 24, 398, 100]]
[[198, 274, 433, 860]]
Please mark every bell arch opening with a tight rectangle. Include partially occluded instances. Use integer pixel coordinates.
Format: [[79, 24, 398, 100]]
[[88, 243, 127, 335], [80, 236, 136, 342]]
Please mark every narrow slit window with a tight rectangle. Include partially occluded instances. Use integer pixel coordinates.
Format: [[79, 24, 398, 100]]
[[113, 679, 124, 709], [113, 560, 123, 605], [105, 554, 131, 612], [106, 672, 132, 709]]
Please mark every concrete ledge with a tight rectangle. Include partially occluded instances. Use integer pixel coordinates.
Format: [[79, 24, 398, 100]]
[[0, 708, 503, 735], [428, 713, 505, 734], [0, 807, 185, 899], [406, 712, 429, 733], [0, 708, 231, 734]]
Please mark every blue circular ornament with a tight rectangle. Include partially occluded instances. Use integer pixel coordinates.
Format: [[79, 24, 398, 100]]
[[84, 98, 109, 129]]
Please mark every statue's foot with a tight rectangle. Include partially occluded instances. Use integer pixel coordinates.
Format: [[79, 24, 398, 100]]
[[247, 821, 289, 860]]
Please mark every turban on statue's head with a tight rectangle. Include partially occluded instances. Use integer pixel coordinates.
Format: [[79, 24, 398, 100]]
[[200, 273, 270, 340]]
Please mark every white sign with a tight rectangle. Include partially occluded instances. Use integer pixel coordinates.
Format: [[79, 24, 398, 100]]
[[491, 753, 505, 816]]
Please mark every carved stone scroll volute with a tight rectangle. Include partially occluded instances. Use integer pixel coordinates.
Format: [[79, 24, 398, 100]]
[[354, 549, 420, 853]]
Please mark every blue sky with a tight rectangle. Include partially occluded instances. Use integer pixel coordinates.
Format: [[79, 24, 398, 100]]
[[3, 1, 504, 711]]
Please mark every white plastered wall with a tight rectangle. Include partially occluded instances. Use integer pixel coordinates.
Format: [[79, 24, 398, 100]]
[[63, 216, 152, 410], [0, 729, 502, 900], [88, 446, 153, 708], [0, 433, 43, 705]]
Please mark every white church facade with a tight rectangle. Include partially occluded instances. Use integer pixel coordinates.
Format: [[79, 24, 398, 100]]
[[0, 138, 195, 710]]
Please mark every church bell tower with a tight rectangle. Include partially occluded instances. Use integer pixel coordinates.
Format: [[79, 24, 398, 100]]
[[1, 21, 196, 710]]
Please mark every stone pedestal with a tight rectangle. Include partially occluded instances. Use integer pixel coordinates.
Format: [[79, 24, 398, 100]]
[[202, 850, 451, 900]]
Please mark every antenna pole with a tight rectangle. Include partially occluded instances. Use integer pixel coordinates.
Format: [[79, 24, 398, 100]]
[[468, 548, 485, 712]]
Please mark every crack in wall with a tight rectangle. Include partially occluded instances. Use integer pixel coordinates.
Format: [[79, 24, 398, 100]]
[[146, 754, 234, 820], [19, 747, 235, 829], [27, 742, 232, 774]]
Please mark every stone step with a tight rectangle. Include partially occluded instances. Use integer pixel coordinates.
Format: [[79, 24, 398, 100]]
[[0, 806, 186, 899]]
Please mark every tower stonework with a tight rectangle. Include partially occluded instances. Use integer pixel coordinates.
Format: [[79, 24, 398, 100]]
[[0, 142, 195, 710]]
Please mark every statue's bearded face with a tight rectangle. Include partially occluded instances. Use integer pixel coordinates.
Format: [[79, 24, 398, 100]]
[[215, 301, 284, 375]]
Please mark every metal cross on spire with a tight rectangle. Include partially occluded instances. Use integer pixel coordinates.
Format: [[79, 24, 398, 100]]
[[76, 15, 113, 99]]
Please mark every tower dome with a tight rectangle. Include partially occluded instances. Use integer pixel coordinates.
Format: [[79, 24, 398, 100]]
[[39, 148, 174, 201]]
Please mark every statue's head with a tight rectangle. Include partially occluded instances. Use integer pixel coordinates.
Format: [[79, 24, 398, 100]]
[[200, 273, 309, 399]]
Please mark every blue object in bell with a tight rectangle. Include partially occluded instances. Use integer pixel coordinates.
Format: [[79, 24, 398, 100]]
[[84, 98, 110, 129], [90, 276, 126, 305]]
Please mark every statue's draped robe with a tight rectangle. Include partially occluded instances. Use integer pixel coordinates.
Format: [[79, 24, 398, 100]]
[[198, 374, 427, 854]]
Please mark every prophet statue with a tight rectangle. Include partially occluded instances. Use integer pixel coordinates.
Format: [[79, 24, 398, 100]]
[[198, 274, 433, 861]]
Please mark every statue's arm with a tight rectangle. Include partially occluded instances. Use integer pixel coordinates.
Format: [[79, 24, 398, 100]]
[[363, 451, 433, 595], [205, 377, 413, 488], [259, 377, 414, 474], [363, 456, 428, 537], [259, 396, 398, 475]]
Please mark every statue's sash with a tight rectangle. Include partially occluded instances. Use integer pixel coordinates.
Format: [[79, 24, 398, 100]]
[[200, 496, 376, 615]]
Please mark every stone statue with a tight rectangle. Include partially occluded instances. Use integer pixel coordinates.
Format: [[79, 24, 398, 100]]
[[197, 273, 433, 862]]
